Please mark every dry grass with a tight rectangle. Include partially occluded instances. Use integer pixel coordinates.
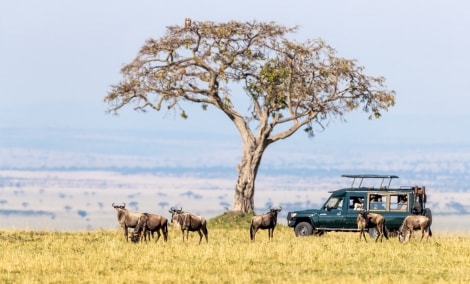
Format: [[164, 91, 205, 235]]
[[1, 225, 470, 283]]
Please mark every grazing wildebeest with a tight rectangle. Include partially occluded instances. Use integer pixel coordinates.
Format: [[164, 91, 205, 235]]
[[250, 206, 282, 241], [169, 208, 208, 244], [130, 213, 168, 243], [398, 215, 432, 243], [356, 210, 389, 242], [112, 202, 143, 241]]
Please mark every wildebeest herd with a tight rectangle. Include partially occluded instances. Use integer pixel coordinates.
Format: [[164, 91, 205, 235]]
[[113, 203, 432, 244], [112, 203, 283, 243], [112, 203, 207, 244], [357, 210, 432, 243]]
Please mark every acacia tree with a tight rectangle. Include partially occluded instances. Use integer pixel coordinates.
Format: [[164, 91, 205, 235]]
[[105, 20, 395, 213]]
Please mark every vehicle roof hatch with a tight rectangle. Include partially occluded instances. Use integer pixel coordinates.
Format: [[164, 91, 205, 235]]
[[341, 174, 399, 188]]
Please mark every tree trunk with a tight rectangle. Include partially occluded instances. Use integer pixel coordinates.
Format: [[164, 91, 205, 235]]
[[233, 140, 266, 213]]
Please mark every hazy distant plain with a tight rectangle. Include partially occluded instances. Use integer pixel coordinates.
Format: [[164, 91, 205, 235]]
[[1, 128, 470, 231]]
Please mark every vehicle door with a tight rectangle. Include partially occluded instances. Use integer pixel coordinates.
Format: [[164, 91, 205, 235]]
[[317, 195, 345, 229], [344, 193, 367, 229]]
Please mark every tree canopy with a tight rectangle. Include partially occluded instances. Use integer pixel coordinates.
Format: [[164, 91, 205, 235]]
[[105, 20, 395, 213]]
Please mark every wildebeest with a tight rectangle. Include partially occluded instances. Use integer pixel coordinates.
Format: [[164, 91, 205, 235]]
[[112, 203, 143, 241], [169, 207, 208, 244], [398, 214, 432, 243], [357, 210, 389, 242], [130, 213, 168, 243], [250, 206, 282, 241]]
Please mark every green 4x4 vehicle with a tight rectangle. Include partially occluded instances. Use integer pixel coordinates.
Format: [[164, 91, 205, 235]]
[[286, 174, 432, 237]]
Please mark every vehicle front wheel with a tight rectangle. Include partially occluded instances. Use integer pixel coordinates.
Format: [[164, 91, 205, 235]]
[[294, 222, 314, 236]]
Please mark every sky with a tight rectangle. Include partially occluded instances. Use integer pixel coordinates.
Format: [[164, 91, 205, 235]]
[[1, 0, 470, 155], [1, 0, 470, 230]]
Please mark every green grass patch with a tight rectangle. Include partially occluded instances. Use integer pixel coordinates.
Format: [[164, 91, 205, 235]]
[[207, 210, 255, 229]]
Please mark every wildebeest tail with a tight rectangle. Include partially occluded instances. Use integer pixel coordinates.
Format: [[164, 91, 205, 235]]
[[383, 223, 389, 240], [249, 220, 255, 241], [201, 218, 208, 238], [163, 220, 168, 234]]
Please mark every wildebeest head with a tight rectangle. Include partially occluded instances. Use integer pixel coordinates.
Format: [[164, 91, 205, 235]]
[[269, 205, 282, 214], [359, 210, 371, 227], [398, 225, 410, 243], [112, 202, 126, 210], [169, 206, 183, 226], [128, 231, 140, 243]]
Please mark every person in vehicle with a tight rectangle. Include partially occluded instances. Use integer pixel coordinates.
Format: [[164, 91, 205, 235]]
[[398, 196, 408, 209], [352, 197, 363, 210]]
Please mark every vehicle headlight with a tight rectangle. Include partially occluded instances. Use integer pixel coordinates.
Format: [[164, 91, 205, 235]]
[[288, 212, 296, 219]]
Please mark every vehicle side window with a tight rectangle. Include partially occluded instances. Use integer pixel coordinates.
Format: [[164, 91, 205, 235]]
[[348, 196, 364, 210], [368, 194, 386, 210], [390, 194, 408, 211], [324, 197, 344, 210]]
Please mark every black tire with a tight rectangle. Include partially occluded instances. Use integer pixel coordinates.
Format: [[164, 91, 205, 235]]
[[423, 208, 433, 237], [423, 208, 432, 224], [294, 222, 314, 236]]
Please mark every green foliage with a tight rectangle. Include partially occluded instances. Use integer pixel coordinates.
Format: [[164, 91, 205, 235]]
[[1, 228, 470, 283], [208, 211, 255, 229]]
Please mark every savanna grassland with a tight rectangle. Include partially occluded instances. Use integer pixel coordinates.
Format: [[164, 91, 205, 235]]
[[1, 214, 470, 284]]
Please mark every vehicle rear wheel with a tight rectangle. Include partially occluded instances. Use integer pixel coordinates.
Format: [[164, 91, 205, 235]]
[[294, 222, 314, 236], [423, 208, 433, 236], [423, 208, 432, 223], [368, 227, 378, 238]]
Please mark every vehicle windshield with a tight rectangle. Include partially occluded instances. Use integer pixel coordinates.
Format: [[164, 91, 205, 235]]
[[323, 197, 343, 210]]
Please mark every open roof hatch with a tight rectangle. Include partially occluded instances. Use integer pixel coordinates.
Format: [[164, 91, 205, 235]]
[[341, 174, 399, 189]]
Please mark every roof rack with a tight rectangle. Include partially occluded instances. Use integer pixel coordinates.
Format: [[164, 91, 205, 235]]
[[341, 174, 399, 189]]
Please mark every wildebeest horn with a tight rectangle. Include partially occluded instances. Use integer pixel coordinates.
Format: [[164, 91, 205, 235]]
[[270, 205, 282, 211], [169, 206, 182, 213], [112, 202, 115, 207]]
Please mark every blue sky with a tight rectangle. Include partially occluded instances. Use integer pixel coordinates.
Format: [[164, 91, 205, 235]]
[[1, 0, 469, 153], [2, 1, 470, 231]]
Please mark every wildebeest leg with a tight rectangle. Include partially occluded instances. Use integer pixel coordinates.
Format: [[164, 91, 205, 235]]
[[140, 227, 147, 242], [250, 227, 258, 241], [197, 230, 203, 244], [123, 225, 129, 242], [376, 224, 383, 243], [420, 226, 426, 241], [155, 230, 161, 242], [268, 228, 273, 241], [359, 228, 367, 242], [425, 225, 431, 240], [163, 226, 168, 242]]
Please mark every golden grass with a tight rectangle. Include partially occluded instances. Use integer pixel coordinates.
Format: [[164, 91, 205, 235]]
[[1, 226, 470, 284]]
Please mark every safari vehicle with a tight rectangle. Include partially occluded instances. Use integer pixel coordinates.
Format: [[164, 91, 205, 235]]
[[286, 174, 432, 237]]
